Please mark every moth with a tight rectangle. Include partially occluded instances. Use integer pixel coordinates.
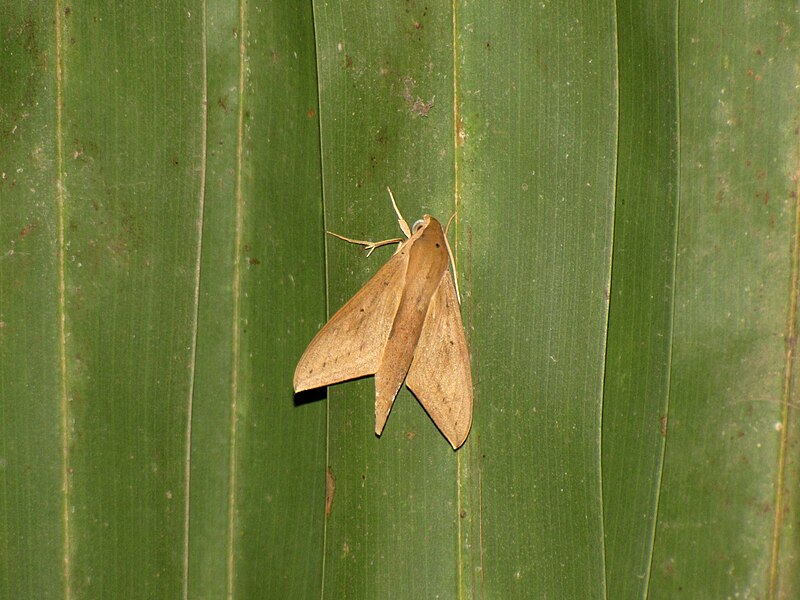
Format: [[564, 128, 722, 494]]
[[293, 189, 472, 449]]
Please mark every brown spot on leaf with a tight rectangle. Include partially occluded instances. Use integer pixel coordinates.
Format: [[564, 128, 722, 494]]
[[402, 76, 435, 117], [325, 467, 335, 517], [19, 222, 37, 239]]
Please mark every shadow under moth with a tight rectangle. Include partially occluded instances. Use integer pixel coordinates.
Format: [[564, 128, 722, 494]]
[[293, 189, 473, 449]]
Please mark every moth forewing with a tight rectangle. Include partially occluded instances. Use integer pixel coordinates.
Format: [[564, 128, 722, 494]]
[[292, 248, 408, 393], [292, 217, 427, 393], [406, 266, 473, 448], [374, 217, 449, 435]]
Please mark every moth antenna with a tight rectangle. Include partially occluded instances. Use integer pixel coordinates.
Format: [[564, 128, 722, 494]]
[[327, 231, 403, 257], [387, 187, 411, 239], [442, 229, 462, 304]]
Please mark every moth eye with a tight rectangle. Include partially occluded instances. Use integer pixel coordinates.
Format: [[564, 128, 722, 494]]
[[412, 219, 425, 233]]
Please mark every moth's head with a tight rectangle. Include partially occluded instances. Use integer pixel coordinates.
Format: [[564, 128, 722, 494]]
[[412, 214, 434, 235]]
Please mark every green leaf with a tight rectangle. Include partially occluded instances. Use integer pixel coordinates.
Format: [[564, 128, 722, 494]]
[[311, 1, 618, 597], [0, 5, 63, 598], [649, 3, 800, 596], [602, 2, 678, 597], [2, 1, 799, 598], [55, 2, 205, 597], [312, 3, 464, 596], [456, 2, 618, 597], [188, 2, 326, 598]]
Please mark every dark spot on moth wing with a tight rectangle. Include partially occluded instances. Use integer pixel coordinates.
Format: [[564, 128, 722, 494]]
[[435, 243, 440, 248]]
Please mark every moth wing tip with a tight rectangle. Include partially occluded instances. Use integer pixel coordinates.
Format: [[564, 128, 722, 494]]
[[374, 409, 389, 437], [448, 434, 465, 450], [448, 419, 473, 450], [293, 371, 309, 393], [293, 358, 318, 392]]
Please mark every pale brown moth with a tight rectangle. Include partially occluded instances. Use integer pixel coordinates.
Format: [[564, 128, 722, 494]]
[[293, 188, 472, 449]]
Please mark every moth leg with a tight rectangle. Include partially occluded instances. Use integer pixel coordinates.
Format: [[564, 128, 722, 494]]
[[442, 214, 462, 304], [386, 187, 411, 239], [444, 212, 457, 235], [327, 231, 403, 257]]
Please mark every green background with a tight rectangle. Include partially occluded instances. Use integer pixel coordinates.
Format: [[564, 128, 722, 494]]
[[1, 1, 798, 598]]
